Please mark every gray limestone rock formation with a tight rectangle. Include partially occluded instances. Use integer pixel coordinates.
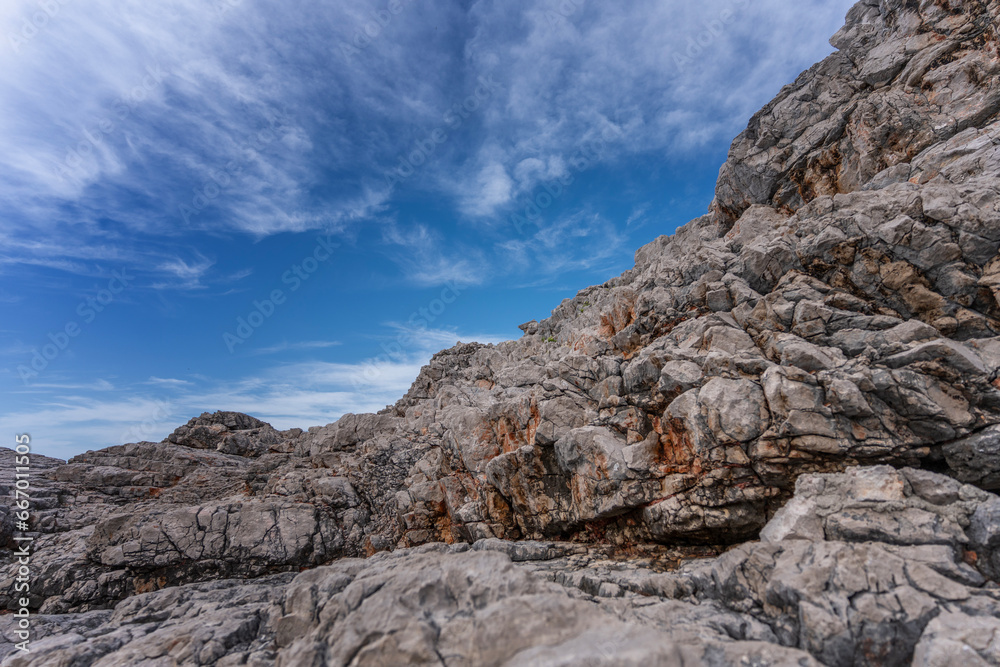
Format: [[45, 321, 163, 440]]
[[5, 0, 1000, 664], [5, 467, 1000, 666]]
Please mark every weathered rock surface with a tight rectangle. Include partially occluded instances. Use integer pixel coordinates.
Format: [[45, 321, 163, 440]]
[[5, 0, 1000, 664], [6, 467, 1000, 666]]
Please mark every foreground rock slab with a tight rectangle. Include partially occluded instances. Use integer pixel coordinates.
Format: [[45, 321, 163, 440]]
[[4, 467, 999, 666]]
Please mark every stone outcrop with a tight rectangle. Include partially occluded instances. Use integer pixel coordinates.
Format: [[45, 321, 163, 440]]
[[713, 0, 1000, 223], [4, 0, 1000, 664], [166, 411, 297, 458]]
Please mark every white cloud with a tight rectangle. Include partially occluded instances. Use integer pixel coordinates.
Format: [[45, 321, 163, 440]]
[[496, 209, 626, 285], [0, 0, 856, 242], [459, 162, 514, 217], [453, 0, 856, 202], [153, 253, 216, 290], [0, 0, 401, 262], [146, 376, 191, 386], [4, 326, 510, 460], [381, 222, 489, 287], [0, 0, 858, 299], [250, 340, 342, 356], [512, 156, 568, 193], [0, 394, 182, 460], [24, 379, 116, 392], [626, 204, 650, 228]]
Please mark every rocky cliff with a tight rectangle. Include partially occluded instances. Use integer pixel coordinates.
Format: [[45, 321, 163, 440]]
[[4, 0, 1000, 664]]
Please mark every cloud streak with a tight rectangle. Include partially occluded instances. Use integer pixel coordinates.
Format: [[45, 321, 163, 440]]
[[0, 0, 856, 282], [1, 326, 509, 460]]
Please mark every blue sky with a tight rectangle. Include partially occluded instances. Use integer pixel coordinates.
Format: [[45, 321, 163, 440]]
[[0, 0, 857, 460]]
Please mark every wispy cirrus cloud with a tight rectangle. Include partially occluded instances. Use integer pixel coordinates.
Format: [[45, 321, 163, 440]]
[[0, 0, 855, 283], [444, 0, 857, 218], [145, 376, 192, 386], [152, 253, 216, 290], [381, 222, 489, 287], [249, 340, 342, 356], [496, 209, 626, 286], [1, 327, 508, 460]]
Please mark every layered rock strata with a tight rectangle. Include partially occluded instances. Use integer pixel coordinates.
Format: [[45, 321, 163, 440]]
[[5, 467, 1000, 666]]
